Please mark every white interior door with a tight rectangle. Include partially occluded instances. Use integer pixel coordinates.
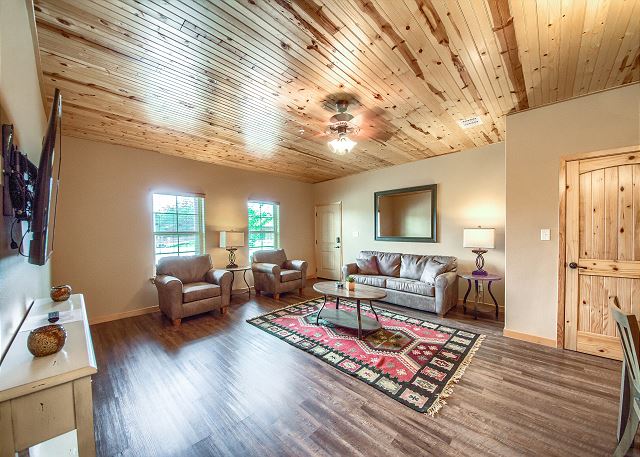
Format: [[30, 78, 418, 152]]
[[315, 203, 342, 280]]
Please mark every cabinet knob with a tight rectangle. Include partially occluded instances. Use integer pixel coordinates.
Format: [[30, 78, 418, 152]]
[[569, 262, 578, 269]]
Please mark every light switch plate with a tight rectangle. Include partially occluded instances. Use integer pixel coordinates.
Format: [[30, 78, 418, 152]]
[[352, 231, 359, 238], [540, 229, 551, 241]]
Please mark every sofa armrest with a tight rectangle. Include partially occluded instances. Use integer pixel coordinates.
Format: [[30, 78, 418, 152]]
[[154, 274, 183, 319], [252, 262, 281, 276], [284, 259, 307, 272], [435, 271, 458, 317], [205, 269, 233, 307], [342, 263, 358, 279]]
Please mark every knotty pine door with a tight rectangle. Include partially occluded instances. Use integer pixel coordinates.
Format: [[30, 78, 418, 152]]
[[564, 150, 640, 360]]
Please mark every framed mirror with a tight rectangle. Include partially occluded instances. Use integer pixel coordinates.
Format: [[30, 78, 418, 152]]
[[374, 184, 437, 242]]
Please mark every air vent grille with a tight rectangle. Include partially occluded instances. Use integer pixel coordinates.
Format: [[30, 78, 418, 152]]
[[457, 116, 483, 129]]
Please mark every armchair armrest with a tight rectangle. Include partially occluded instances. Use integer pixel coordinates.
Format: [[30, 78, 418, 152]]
[[154, 274, 183, 319], [205, 269, 233, 307], [435, 271, 458, 317], [284, 259, 307, 273], [252, 262, 281, 276], [342, 263, 358, 279]]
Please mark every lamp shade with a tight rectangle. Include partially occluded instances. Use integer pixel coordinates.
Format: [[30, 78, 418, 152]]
[[220, 231, 244, 248], [463, 228, 495, 249]]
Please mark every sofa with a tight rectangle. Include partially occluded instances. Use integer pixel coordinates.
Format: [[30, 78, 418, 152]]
[[252, 249, 308, 300], [154, 254, 233, 325], [342, 250, 458, 317]]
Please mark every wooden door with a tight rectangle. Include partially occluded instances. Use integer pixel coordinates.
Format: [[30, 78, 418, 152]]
[[564, 151, 640, 359], [315, 203, 342, 280]]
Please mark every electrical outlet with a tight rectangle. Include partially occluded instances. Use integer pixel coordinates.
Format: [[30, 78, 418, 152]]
[[540, 229, 551, 241], [352, 231, 359, 238]]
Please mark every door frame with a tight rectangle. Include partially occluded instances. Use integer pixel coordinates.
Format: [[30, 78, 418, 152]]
[[557, 144, 640, 348], [314, 202, 343, 280]]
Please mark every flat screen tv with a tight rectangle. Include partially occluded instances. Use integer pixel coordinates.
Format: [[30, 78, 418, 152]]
[[29, 88, 62, 266]]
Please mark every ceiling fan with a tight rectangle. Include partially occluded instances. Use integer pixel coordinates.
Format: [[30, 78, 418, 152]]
[[326, 99, 360, 155]]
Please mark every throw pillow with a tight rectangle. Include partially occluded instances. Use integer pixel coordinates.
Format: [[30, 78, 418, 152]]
[[356, 256, 380, 275], [420, 258, 448, 283]]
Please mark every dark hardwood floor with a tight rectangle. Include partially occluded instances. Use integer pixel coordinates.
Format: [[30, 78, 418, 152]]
[[90, 280, 634, 456]]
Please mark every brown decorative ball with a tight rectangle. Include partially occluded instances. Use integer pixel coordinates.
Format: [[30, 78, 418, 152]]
[[27, 324, 67, 357], [50, 285, 72, 302]]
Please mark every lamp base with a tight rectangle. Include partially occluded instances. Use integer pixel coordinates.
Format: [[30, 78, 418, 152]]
[[471, 249, 488, 276], [226, 248, 238, 269]]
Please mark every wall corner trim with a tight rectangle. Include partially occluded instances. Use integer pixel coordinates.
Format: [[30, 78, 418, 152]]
[[503, 328, 558, 348]]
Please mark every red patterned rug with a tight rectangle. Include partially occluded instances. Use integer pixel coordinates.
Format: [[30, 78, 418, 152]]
[[247, 297, 484, 415]]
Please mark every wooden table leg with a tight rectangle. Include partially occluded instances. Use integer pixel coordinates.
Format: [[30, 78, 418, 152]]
[[0, 401, 15, 457], [488, 280, 499, 319], [73, 376, 96, 457], [356, 299, 362, 339], [463, 279, 472, 314]]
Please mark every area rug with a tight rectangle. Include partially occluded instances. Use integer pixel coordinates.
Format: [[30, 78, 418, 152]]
[[247, 297, 485, 416]]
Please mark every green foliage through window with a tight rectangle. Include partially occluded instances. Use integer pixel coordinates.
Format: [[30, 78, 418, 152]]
[[248, 201, 280, 257], [153, 193, 205, 266]]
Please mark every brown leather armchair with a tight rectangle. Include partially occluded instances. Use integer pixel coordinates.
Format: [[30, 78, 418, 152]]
[[251, 249, 307, 300], [154, 254, 232, 325]]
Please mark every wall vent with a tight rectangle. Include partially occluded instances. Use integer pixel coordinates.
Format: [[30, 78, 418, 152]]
[[457, 116, 483, 129]]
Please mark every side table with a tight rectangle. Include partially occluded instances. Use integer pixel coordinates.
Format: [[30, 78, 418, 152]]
[[224, 266, 252, 296], [458, 273, 502, 320]]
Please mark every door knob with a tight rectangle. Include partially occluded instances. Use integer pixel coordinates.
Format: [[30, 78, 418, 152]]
[[569, 262, 578, 269]]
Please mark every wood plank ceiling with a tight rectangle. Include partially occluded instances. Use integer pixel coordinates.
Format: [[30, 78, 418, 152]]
[[33, 0, 640, 183]]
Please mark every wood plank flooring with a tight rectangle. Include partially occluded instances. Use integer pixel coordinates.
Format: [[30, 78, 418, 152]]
[[90, 280, 635, 456]]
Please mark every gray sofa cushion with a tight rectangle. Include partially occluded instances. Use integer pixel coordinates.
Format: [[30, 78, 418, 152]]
[[360, 251, 401, 277], [352, 274, 387, 288], [420, 258, 449, 284], [400, 254, 430, 280], [280, 269, 302, 282], [183, 282, 220, 303], [356, 256, 380, 275], [386, 278, 435, 297]]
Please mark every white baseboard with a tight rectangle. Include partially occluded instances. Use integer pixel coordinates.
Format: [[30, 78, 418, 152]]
[[90, 305, 159, 325], [503, 328, 557, 348]]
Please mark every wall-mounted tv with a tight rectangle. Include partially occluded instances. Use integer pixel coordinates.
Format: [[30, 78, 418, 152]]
[[29, 88, 62, 266]]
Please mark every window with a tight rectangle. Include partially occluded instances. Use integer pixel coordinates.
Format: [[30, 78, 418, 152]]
[[248, 201, 280, 257], [152, 193, 205, 265]]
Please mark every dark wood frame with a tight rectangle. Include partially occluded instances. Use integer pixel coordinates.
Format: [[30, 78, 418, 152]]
[[374, 184, 437, 243]]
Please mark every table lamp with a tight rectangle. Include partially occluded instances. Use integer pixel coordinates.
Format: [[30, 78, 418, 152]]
[[463, 227, 495, 276], [220, 231, 244, 268]]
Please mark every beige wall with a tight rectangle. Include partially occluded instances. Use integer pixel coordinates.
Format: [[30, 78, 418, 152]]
[[52, 137, 315, 322], [314, 143, 506, 306], [505, 83, 640, 341], [0, 0, 49, 358]]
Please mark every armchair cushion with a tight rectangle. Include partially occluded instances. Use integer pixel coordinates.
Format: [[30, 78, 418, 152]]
[[183, 282, 220, 303], [157, 255, 212, 283], [252, 249, 287, 266], [252, 262, 281, 275], [280, 269, 302, 282]]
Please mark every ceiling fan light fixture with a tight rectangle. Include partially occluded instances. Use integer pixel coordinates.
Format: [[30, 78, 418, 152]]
[[328, 134, 356, 155]]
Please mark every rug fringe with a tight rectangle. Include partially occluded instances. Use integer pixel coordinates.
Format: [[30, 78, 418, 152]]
[[426, 333, 486, 417]]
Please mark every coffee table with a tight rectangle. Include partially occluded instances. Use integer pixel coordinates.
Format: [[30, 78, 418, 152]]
[[312, 281, 387, 339]]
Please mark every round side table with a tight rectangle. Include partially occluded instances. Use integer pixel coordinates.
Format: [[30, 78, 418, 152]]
[[458, 273, 502, 320], [224, 266, 252, 296]]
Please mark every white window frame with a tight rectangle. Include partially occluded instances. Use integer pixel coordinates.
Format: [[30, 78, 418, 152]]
[[247, 200, 280, 258], [152, 192, 205, 266]]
